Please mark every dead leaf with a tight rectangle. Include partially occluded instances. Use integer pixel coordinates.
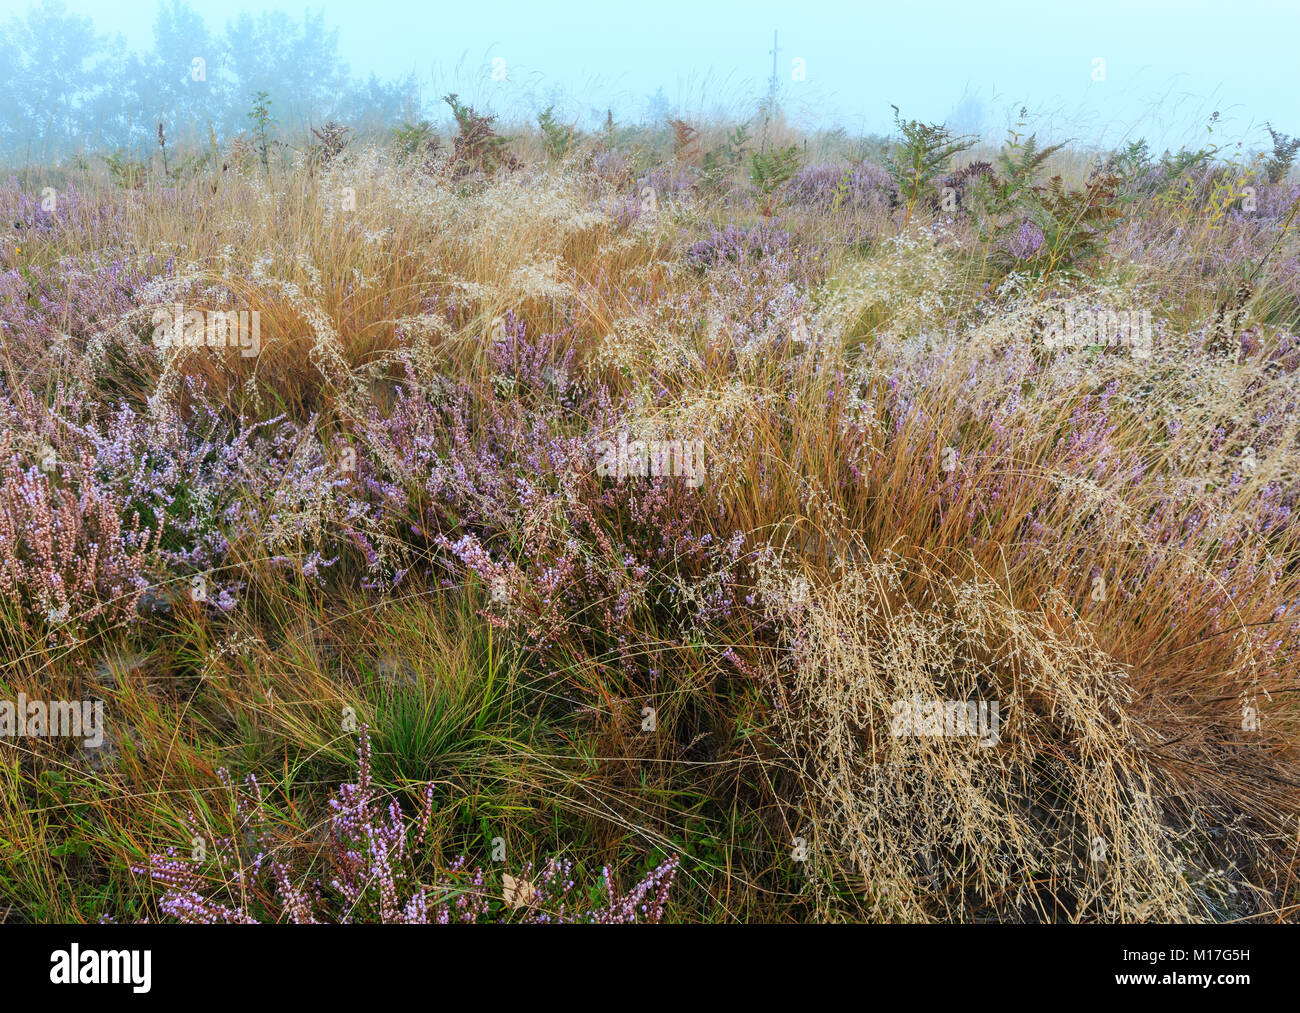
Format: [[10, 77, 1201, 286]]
[[502, 874, 537, 910]]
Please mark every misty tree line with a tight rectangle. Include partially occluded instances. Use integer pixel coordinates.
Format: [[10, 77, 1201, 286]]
[[0, 0, 424, 163]]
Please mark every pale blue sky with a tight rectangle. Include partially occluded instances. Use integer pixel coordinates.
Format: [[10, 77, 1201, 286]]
[[15, 0, 1300, 150]]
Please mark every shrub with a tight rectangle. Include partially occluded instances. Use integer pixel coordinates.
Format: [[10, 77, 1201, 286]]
[[882, 106, 975, 224], [537, 106, 577, 163], [749, 144, 801, 215], [1265, 123, 1300, 184], [444, 94, 521, 177]]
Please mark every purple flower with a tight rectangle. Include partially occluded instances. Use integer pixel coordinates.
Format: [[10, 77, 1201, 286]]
[[1003, 219, 1045, 260]]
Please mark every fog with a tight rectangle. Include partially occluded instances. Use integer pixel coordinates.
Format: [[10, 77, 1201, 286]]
[[1, 0, 1296, 163]]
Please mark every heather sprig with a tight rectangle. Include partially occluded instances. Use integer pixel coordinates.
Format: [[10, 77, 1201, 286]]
[[138, 729, 678, 924]]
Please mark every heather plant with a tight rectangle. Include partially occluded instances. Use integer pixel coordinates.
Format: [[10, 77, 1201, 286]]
[[641, 161, 698, 204], [0, 430, 153, 646], [786, 162, 894, 214], [139, 729, 678, 923], [685, 221, 799, 271]]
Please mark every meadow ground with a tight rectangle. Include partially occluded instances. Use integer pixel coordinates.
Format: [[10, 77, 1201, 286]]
[[1, 107, 1298, 923]]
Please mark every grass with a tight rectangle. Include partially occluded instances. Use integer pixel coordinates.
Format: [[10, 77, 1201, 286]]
[[0, 108, 1298, 922]]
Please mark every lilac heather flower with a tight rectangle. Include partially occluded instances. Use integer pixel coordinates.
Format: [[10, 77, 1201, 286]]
[[686, 222, 795, 271], [1004, 219, 1046, 260], [138, 729, 678, 924], [785, 162, 895, 211]]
